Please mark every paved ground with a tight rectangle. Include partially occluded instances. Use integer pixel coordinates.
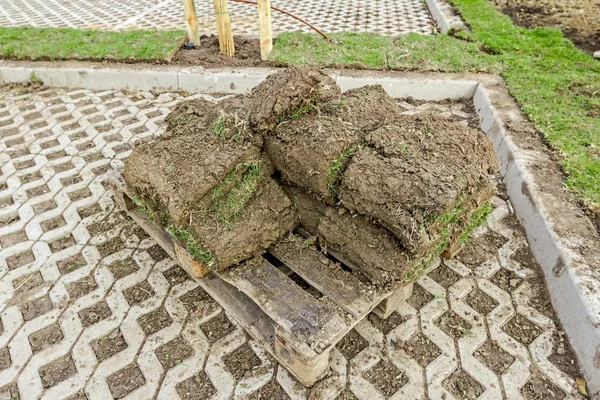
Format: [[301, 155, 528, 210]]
[[0, 85, 585, 400], [0, 0, 434, 36]]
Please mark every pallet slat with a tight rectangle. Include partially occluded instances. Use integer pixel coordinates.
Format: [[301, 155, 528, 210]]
[[268, 241, 375, 319], [219, 259, 348, 356]]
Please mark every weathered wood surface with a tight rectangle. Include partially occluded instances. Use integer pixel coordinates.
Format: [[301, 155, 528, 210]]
[[268, 241, 374, 319], [219, 259, 349, 357], [257, 0, 272, 60]]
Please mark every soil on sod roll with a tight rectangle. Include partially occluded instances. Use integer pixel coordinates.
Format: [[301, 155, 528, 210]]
[[123, 133, 262, 225], [340, 115, 498, 254], [123, 67, 498, 280], [165, 98, 218, 136], [265, 116, 361, 204], [317, 207, 411, 285], [280, 184, 326, 234], [190, 178, 298, 270], [165, 95, 256, 143], [322, 85, 403, 132], [247, 67, 341, 131]]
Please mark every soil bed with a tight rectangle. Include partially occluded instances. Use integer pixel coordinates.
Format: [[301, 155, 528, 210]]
[[172, 36, 272, 67], [490, 0, 600, 53]]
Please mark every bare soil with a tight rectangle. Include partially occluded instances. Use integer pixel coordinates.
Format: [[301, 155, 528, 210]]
[[222, 343, 262, 381], [173, 35, 271, 67], [491, 0, 600, 53], [176, 371, 216, 400], [280, 184, 326, 234], [363, 359, 408, 397], [336, 329, 369, 360], [318, 206, 410, 285]]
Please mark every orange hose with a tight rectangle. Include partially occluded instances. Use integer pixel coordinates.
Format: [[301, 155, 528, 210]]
[[230, 0, 329, 40]]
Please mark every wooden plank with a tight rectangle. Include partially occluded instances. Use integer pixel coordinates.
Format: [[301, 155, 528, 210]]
[[268, 241, 375, 319], [257, 0, 272, 60], [275, 335, 329, 386], [219, 260, 348, 357], [108, 170, 334, 386]]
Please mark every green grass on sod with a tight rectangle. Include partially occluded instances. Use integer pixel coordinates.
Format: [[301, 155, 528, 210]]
[[270, 1, 600, 213], [0, 27, 185, 61]]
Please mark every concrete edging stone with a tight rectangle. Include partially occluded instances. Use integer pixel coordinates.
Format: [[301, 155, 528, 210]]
[[426, 0, 466, 34]]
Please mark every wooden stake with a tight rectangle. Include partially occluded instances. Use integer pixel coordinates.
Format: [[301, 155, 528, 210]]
[[257, 0, 272, 60], [183, 0, 200, 46], [213, 0, 235, 57]]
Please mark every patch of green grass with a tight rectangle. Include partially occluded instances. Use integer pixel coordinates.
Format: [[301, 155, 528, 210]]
[[209, 161, 265, 224], [327, 145, 362, 196], [271, 3, 600, 213], [209, 115, 225, 137], [459, 201, 493, 244], [131, 194, 213, 265], [0, 27, 185, 61], [170, 226, 214, 266], [271, 32, 501, 73], [272, 32, 393, 69], [131, 195, 155, 221], [447, 0, 600, 212]]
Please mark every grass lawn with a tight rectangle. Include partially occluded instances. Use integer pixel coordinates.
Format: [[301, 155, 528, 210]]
[[271, 0, 600, 214], [0, 27, 185, 61]]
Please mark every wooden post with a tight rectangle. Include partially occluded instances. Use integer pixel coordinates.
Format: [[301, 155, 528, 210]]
[[213, 0, 235, 57], [257, 0, 272, 60], [183, 0, 200, 46]]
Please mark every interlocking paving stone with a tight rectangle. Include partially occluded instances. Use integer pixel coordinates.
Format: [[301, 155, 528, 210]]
[[0, 0, 435, 36], [0, 86, 585, 399]]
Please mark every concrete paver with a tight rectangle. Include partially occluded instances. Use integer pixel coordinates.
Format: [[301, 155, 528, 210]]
[[0, 85, 585, 400], [0, 0, 434, 36]]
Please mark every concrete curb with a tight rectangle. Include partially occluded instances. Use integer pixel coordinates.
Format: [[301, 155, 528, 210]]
[[1, 63, 599, 395], [426, 0, 465, 34]]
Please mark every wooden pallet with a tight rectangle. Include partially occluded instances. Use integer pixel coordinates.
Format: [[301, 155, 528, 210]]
[[108, 171, 410, 386]]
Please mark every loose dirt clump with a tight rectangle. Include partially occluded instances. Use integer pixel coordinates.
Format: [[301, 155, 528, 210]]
[[322, 85, 403, 132], [123, 67, 498, 282], [247, 67, 340, 131]]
